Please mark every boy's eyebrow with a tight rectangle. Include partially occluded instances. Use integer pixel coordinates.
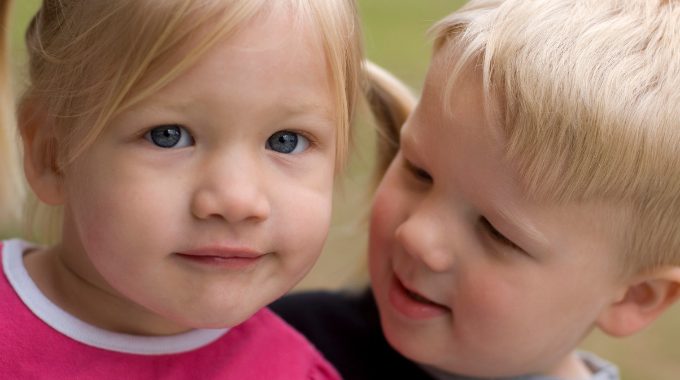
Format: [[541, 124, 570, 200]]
[[399, 129, 421, 159]]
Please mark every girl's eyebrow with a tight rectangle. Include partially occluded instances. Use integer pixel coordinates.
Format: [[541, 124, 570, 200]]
[[281, 103, 335, 125], [284, 101, 333, 115]]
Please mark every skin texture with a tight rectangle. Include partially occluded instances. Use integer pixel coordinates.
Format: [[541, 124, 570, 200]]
[[367, 51, 632, 378], [24, 9, 337, 335]]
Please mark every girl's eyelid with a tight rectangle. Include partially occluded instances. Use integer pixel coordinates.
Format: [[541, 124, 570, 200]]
[[285, 128, 320, 147], [139, 123, 193, 138], [276, 128, 327, 155]]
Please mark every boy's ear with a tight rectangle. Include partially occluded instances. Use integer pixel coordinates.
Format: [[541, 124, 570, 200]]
[[19, 101, 64, 205], [596, 267, 680, 337]]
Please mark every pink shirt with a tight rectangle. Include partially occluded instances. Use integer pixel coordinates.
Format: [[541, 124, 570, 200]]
[[0, 240, 340, 379]]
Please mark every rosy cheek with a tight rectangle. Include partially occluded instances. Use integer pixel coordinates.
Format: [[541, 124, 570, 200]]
[[458, 272, 518, 320], [367, 194, 394, 274], [369, 191, 396, 240]]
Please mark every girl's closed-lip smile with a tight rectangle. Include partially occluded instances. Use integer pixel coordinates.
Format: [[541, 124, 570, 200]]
[[175, 246, 268, 269]]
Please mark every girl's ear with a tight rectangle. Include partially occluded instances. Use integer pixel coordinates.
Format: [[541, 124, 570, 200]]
[[596, 267, 680, 337], [19, 100, 64, 205]]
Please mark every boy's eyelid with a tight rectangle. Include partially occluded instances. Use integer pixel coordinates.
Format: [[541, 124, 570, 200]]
[[480, 216, 532, 257], [401, 156, 432, 182]]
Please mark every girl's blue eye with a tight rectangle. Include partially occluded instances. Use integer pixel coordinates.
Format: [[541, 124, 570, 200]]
[[266, 130, 309, 154], [145, 124, 194, 148]]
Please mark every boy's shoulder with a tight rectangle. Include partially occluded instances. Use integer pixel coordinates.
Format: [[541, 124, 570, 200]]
[[576, 351, 620, 380], [272, 288, 436, 380]]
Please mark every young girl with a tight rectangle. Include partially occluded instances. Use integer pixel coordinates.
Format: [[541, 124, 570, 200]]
[[1, 0, 362, 378], [274, 1, 680, 379], [0, 0, 23, 233]]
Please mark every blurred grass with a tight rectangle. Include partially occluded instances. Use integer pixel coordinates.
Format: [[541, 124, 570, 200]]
[[6, 1, 679, 379]]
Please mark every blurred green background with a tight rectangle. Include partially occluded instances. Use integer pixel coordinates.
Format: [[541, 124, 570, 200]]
[[6, 1, 679, 379]]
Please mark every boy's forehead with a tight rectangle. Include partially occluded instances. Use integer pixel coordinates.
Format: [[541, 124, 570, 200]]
[[408, 49, 631, 261], [422, 49, 507, 147]]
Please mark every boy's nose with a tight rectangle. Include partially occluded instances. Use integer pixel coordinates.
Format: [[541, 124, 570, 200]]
[[190, 160, 271, 223], [394, 215, 453, 273]]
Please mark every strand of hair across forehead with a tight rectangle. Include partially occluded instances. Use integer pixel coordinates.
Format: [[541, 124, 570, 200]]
[[22, 0, 267, 167], [301, 0, 362, 170], [70, 1, 267, 166]]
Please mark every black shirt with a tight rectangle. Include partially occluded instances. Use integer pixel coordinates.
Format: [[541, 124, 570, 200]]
[[271, 289, 434, 380]]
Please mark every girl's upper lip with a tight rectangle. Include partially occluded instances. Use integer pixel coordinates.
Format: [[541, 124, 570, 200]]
[[176, 246, 266, 258]]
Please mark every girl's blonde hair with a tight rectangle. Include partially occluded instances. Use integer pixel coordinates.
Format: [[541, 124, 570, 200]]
[[431, 0, 680, 275], [17, 0, 362, 242], [0, 0, 23, 233], [364, 61, 416, 186]]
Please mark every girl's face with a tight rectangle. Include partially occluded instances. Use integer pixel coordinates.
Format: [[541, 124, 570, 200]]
[[368, 52, 629, 377], [57, 10, 337, 333]]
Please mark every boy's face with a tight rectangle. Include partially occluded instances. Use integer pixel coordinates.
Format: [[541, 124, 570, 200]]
[[55, 9, 337, 333], [368, 52, 629, 377]]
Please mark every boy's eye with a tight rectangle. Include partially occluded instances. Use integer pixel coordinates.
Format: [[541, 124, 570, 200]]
[[403, 158, 433, 183], [480, 217, 521, 251], [145, 124, 194, 148], [266, 130, 309, 154]]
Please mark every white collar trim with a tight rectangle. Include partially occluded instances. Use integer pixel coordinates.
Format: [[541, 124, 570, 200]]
[[2, 239, 229, 355]]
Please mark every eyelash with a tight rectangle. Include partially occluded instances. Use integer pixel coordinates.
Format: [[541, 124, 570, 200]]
[[403, 158, 432, 183], [289, 129, 319, 149], [480, 217, 521, 251]]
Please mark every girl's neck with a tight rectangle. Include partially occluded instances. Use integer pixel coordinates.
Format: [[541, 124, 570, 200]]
[[23, 244, 191, 336]]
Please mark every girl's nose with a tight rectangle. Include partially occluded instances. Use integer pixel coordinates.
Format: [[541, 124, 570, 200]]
[[394, 215, 453, 273], [190, 160, 271, 224]]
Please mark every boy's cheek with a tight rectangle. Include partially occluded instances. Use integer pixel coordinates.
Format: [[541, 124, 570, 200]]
[[369, 194, 398, 244]]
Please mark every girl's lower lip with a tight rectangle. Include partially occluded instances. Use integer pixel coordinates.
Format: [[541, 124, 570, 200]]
[[387, 276, 450, 320], [175, 253, 263, 269]]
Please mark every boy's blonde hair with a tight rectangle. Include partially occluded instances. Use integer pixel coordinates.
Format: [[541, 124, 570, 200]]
[[430, 0, 680, 275], [0, 0, 23, 232], [17, 0, 362, 241]]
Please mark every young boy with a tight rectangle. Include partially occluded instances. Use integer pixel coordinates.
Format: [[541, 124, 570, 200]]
[[274, 1, 680, 379]]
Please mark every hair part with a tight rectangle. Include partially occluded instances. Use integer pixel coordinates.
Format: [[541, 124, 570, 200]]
[[430, 0, 680, 275]]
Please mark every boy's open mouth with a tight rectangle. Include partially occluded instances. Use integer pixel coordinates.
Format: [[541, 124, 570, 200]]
[[396, 276, 450, 311]]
